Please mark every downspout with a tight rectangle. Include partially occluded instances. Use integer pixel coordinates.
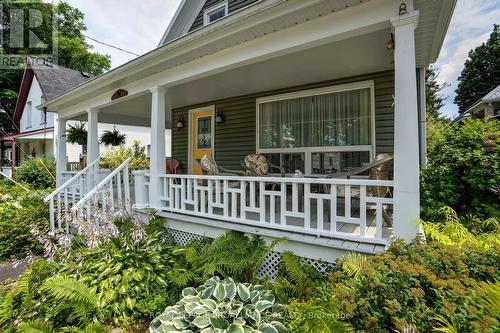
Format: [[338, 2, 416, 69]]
[[417, 68, 427, 169]]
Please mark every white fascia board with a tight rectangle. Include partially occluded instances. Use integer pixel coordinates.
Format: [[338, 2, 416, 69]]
[[42, 0, 397, 115], [158, 0, 207, 46], [428, 0, 457, 64]]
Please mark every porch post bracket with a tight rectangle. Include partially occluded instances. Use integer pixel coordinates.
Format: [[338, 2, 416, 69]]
[[390, 10, 421, 242]]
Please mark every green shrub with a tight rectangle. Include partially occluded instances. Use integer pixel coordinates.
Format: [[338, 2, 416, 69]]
[[169, 231, 283, 288], [329, 240, 500, 332], [15, 157, 56, 189], [61, 219, 178, 325], [0, 184, 49, 260], [421, 118, 500, 219], [150, 276, 287, 333], [99, 140, 149, 170]]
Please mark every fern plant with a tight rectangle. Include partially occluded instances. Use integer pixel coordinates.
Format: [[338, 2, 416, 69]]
[[339, 252, 367, 279], [99, 127, 126, 147], [421, 207, 500, 251], [273, 252, 327, 303], [65, 122, 87, 145], [170, 231, 284, 287]]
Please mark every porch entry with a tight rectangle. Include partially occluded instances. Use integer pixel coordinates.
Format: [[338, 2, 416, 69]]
[[189, 106, 215, 175]]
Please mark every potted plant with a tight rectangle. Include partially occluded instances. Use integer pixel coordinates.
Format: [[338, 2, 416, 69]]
[[100, 126, 126, 147], [65, 122, 88, 152]]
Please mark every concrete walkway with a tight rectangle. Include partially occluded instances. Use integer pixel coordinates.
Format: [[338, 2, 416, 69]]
[[0, 260, 29, 282]]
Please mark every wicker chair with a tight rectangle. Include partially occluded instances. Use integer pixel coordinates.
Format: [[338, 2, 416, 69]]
[[241, 154, 285, 177], [325, 154, 394, 226], [198, 155, 245, 176]]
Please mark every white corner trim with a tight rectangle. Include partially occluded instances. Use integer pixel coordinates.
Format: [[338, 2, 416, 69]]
[[390, 11, 420, 29]]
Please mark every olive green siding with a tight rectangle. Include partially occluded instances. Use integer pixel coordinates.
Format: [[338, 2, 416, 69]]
[[172, 71, 395, 171], [190, 0, 260, 32]]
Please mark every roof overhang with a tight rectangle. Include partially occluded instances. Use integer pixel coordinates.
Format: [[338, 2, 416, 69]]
[[40, 0, 456, 115]]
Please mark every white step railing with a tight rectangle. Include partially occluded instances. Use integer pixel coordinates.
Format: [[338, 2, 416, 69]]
[[44, 159, 100, 232], [73, 158, 132, 222], [133, 173, 394, 244]]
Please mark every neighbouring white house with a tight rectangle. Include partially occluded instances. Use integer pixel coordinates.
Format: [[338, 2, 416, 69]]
[[464, 84, 500, 121], [42, 0, 457, 263], [0, 57, 165, 177]]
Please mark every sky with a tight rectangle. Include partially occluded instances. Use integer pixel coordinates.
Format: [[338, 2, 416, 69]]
[[63, 0, 499, 119]]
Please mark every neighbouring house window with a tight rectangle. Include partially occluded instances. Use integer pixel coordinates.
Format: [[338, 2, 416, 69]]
[[26, 101, 32, 128], [203, 2, 228, 26], [257, 82, 375, 175]]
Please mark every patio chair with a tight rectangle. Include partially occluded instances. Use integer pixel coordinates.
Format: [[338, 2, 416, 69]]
[[198, 155, 245, 176], [324, 154, 394, 226], [241, 153, 285, 177], [166, 157, 181, 174]]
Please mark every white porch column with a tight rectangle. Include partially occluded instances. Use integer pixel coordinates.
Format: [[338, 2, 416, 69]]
[[391, 11, 420, 241], [87, 108, 100, 165], [149, 86, 168, 209], [55, 116, 67, 187]]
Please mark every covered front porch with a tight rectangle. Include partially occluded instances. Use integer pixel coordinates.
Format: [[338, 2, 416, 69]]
[[43, 0, 433, 253]]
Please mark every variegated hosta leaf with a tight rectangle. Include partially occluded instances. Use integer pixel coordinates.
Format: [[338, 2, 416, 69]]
[[150, 277, 286, 333]]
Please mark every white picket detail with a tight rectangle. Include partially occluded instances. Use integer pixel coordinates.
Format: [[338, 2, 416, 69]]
[[73, 158, 132, 222], [44, 159, 100, 232], [152, 174, 394, 243]]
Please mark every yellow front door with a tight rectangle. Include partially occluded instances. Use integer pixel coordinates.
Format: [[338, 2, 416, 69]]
[[191, 108, 214, 175]]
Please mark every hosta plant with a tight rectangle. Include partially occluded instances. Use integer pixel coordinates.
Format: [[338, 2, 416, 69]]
[[150, 276, 287, 333]]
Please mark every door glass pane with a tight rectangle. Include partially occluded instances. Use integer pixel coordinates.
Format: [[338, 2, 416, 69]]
[[197, 116, 212, 149], [311, 151, 370, 174], [259, 88, 371, 149]]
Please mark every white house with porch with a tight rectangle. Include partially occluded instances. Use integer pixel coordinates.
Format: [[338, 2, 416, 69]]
[[41, 0, 456, 262]]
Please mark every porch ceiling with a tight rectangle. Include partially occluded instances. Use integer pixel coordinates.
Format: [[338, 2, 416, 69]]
[[72, 28, 393, 126]]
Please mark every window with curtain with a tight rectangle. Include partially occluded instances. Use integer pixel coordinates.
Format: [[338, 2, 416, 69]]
[[258, 85, 373, 175]]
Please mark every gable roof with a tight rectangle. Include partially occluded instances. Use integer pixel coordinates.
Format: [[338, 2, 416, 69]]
[[159, 0, 207, 46], [465, 84, 500, 114], [13, 57, 94, 121]]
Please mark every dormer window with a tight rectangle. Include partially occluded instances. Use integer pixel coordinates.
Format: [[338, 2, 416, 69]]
[[203, 2, 228, 26]]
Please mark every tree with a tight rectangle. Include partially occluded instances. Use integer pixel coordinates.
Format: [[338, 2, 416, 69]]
[[455, 25, 500, 113], [426, 66, 448, 120], [0, 1, 111, 133]]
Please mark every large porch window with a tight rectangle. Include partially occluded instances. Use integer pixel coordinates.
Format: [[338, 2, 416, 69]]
[[257, 82, 375, 175]]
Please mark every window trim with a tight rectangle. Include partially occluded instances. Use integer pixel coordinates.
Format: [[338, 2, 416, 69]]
[[256, 80, 376, 175], [203, 1, 229, 26]]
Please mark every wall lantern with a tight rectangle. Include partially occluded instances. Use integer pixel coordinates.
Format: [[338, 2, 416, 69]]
[[215, 110, 224, 124], [176, 116, 185, 129]]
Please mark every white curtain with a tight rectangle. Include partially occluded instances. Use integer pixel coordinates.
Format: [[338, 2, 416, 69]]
[[259, 88, 371, 149]]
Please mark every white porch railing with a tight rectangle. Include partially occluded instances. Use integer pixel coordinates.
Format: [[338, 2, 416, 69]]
[[134, 173, 394, 243], [44, 159, 100, 232], [73, 158, 132, 222]]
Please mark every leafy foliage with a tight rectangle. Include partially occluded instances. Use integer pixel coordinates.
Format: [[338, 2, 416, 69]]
[[287, 295, 352, 333], [65, 122, 88, 146], [169, 231, 283, 287], [61, 217, 178, 325], [15, 157, 56, 189], [99, 140, 149, 170], [150, 276, 287, 333], [422, 207, 500, 251], [99, 127, 126, 147], [0, 184, 49, 260], [421, 118, 500, 219], [455, 24, 500, 113], [426, 66, 448, 120], [329, 240, 500, 332], [272, 252, 327, 303]]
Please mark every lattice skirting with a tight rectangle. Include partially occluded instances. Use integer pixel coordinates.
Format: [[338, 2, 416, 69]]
[[166, 227, 335, 280]]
